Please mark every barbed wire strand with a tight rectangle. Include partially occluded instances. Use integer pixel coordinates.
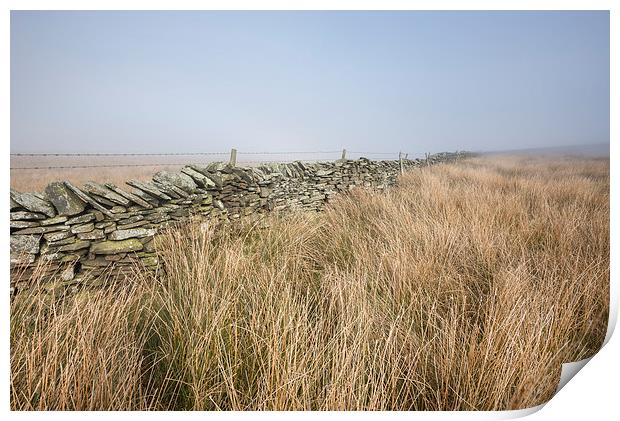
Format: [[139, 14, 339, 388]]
[[10, 152, 229, 157], [10, 150, 406, 157], [10, 150, 416, 170], [349, 151, 401, 155], [10, 163, 214, 170], [238, 159, 338, 164], [237, 151, 341, 155]]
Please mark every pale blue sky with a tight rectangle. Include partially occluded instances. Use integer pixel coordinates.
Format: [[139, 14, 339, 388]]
[[11, 11, 609, 155]]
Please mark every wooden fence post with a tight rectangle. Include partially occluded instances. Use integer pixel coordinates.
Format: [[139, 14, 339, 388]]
[[399, 152, 404, 175], [229, 148, 237, 167], [341, 149, 347, 160]]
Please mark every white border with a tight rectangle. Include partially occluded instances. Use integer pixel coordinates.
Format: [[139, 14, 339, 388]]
[[2, 2, 616, 420]]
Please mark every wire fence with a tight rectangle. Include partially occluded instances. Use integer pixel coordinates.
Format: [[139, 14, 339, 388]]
[[10, 152, 230, 157], [10, 149, 425, 170], [9, 163, 217, 170]]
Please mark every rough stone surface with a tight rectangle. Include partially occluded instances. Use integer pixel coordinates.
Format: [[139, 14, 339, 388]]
[[117, 215, 144, 226], [10, 211, 47, 221], [44, 182, 86, 216], [11, 254, 36, 265], [65, 214, 95, 225], [71, 223, 95, 234], [12, 225, 69, 235], [91, 211, 105, 222], [77, 229, 105, 240], [60, 266, 75, 282], [90, 239, 144, 255], [40, 215, 69, 226], [11, 235, 40, 255], [64, 182, 114, 217], [109, 228, 157, 241], [10, 221, 40, 229], [181, 167, 216, 189], [48, 236, 78, 246], [127, 188, 159, 207], [81, 182, 131, 206], [126, 180, 171, 201], [58, 240, 91, 252], [153, 170, 198, 193], [11, 190, 56, 217], [44, 231, 74, 242], [105, 183, 154, 209]]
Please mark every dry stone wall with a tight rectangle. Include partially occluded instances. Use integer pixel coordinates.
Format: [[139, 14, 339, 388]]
[[10, 152, 467, 295]]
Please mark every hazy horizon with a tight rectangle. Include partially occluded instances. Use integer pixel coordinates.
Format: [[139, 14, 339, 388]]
[[480, 141, 609, 157], [11, 11, 609, 155]]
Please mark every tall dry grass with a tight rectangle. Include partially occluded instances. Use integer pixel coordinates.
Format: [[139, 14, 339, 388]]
[[10, 156, 609, 410]]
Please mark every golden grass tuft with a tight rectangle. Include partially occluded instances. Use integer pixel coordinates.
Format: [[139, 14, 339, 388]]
[[10, 156, 609, 410]]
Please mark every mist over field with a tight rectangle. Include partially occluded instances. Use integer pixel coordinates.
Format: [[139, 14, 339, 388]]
[[482, 142, 610, 157]]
